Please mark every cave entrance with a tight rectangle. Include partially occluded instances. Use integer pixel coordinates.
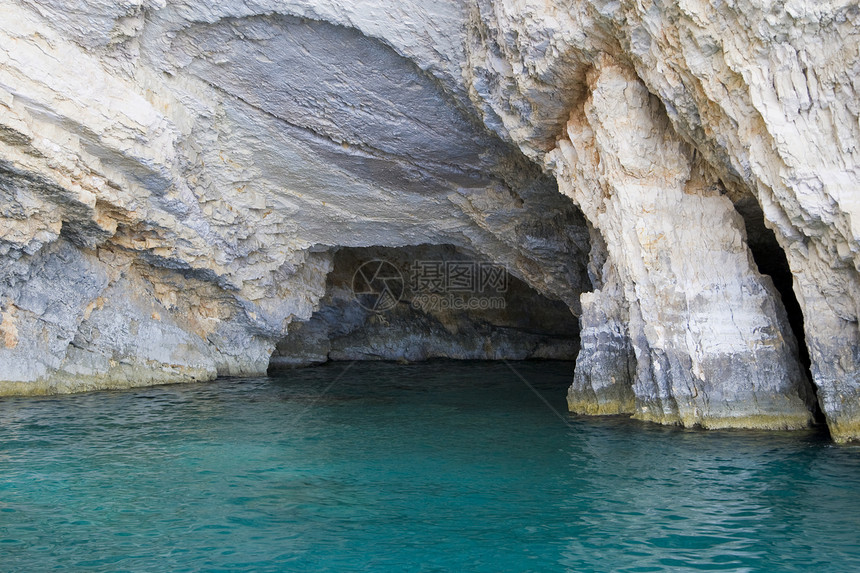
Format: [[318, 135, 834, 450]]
[[735, 198, 823, 423], [268, 244, 580, 371]]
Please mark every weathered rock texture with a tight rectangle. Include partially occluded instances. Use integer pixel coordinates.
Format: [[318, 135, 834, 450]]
[[0, 0, 589, 395], [550, 57, 813, 429], [1, 0, 859, 441], [270, 245, 579, 368]]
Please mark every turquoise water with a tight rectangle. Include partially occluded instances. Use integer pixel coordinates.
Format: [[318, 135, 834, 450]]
[[1, 361, 859, 572]]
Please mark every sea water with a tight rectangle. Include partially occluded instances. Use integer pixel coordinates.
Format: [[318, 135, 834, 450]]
[[0, 361, 858, 572]]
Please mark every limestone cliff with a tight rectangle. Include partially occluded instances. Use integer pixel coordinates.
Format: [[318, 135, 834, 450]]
[[1, 0, 859, 441], [550, 57, 812, 430], [466, 0, 860, 441], [0, 0, 589, 393]]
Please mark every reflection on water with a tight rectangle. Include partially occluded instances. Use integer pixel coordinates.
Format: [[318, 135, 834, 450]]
[[0, 361, 857, 572]]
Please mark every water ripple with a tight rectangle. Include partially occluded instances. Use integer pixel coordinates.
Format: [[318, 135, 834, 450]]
[[0, 361, 858, 572]]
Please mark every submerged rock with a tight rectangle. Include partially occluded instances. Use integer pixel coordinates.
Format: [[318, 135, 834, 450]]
[[0, 0, 859, 440]]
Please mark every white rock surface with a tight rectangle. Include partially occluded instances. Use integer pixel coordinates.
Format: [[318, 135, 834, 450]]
[[0, 0, 588, 394], [550, 57, 813, 428], [1, 0, 859, 440], [467, 0, 860, 440]]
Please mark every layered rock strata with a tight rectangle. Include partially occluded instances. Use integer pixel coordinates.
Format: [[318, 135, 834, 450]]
[[550, 57, 814, 429], [0, 0, 859, 441], [0, 0, 589, 394], [467, 0, 860, 441]]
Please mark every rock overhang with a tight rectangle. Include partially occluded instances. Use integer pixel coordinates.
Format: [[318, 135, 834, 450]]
[[1, 0, 859, 442]]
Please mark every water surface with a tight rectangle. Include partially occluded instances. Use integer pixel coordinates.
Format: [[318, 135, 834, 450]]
[[0, 361, 858, 572]]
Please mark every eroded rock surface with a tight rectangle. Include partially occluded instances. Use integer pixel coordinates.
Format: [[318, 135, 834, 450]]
[[270, 245, 579, 368], [1, 0, 859, 440], [551, 57, 814, 429], [466, 0, 860, 440], [0, 0, 589, 394]]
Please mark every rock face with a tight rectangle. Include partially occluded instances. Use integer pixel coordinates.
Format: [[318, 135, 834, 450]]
[[0, 0, 589, 394], [1, 0, 859, 441], [550, 57, 813, 429], [270, 245, 580, 368], [466, 0, 860, 440]]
